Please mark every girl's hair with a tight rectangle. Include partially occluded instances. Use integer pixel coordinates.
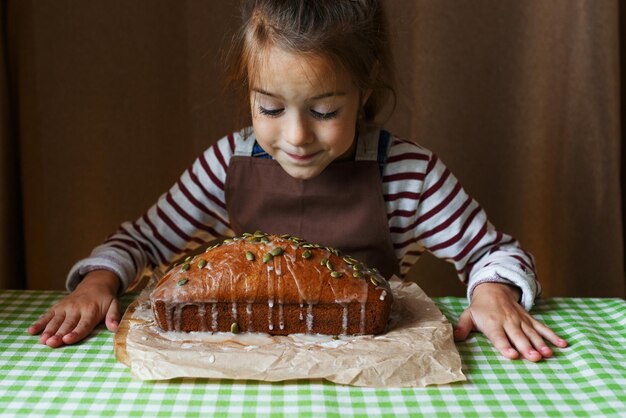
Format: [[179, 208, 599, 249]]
[[223, 0, 396, 129]]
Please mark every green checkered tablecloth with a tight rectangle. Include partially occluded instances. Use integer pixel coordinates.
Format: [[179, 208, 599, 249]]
[[1, 290, 625, 417]]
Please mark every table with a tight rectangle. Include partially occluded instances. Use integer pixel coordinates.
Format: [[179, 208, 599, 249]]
[[1, 290, 625, 417]]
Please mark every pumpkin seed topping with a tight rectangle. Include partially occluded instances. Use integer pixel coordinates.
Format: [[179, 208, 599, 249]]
[[269, 247, 284, 256], [245, 251, 255, 261], [177, 278, 188, 286], [230, 322, 240, 334], [325, 259, 334, 271], [197, 259, 207, 269], [262, 253, 273, 263], [302, 250, 312, 259], [331, 271, 343, 279], [320, 258, 328, 266], [181, 263, 191, 272], [353, 271, 362, 278], [370, 276, 381, 287]]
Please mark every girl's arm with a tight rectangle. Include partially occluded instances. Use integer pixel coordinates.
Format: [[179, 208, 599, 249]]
[[66, 133, 237, 294], [29, 133, 239, 347], [386, 140, 566, 361]]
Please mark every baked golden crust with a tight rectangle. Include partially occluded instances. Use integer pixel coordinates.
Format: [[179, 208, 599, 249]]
[[150, 232, 393, 335]]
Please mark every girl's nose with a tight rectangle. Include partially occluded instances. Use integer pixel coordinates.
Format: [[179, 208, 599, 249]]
[[285, 113, 313, 147]]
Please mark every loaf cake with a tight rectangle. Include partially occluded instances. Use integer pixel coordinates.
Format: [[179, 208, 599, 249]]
[[150, 232, 393, 335]]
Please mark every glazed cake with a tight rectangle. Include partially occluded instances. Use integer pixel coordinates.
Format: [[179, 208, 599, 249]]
[[150, 232, 393, 335]]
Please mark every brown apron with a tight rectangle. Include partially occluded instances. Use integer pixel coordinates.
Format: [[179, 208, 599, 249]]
[[225, 128, 399, 278]]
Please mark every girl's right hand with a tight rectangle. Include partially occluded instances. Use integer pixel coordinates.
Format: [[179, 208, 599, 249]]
[[27, 270, 121, 348]]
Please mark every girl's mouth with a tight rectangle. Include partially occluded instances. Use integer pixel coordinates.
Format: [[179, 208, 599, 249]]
[[285, 150, 321, 162]]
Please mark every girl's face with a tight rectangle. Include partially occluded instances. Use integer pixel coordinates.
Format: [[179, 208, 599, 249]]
[[250, 47, 367, 180]]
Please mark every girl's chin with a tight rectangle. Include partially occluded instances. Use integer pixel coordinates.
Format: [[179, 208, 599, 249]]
[[278, 163, 326, 180]]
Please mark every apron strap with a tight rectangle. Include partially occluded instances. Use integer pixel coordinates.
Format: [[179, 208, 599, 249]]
[[376, 129, 391, 174], [233, 128, 256, 157], [355, 128, 391, 176]]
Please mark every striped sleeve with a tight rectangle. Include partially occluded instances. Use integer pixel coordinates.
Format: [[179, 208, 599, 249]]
[[384, 137, 540, 310], [66, 132, 239, 293]]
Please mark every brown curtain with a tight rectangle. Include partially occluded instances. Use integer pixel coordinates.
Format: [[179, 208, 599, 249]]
[[1, 0, 624, 298]]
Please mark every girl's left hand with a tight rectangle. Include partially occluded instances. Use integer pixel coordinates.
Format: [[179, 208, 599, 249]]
[[453, 282, 568, 362]]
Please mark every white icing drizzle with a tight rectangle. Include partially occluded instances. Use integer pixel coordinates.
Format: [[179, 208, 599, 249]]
[[165, 305, 173, 331], [211, 302, 218, 331], [306, 303, 314, 333], [231, 302, 238, 321], [275, 257, 285, 330], [268, 299, 274, 331], [360, 303, 366, 334], [380, 290, 387, 301], [341, 303, 349, 335], [283, 254, 322, 304], [174, 305, 182, 331], [197, 304, 207, 332], [267, 264, 274, 331], [246, 303, 253, 331]]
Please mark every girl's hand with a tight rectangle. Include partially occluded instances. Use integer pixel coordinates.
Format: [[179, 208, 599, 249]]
[[27, 270, 121, 348], [453, 282, 568, 362]]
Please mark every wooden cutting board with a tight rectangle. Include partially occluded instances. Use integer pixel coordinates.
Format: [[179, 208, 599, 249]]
[[113, 298, 141, 367]]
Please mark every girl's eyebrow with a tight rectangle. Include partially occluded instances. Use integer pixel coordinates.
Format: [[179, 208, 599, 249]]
[[252, 89, 346, 100]]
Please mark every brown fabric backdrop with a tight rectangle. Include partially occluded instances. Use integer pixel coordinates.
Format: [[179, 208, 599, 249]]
[[1, 0, 624, 298]]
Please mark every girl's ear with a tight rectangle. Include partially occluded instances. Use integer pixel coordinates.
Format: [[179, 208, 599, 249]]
[[361, 60, 379, 106], [362, 88, 373, 106]]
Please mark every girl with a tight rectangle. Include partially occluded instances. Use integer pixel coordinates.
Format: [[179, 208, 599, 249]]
[[29, 0, 567, 361]]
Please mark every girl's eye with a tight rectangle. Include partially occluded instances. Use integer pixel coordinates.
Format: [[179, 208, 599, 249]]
[[311, 109, 339, 120], [258, 106, 283, 117]]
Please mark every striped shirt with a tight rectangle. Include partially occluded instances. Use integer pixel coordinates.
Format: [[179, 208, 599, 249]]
[[68, 129, 540, 309]]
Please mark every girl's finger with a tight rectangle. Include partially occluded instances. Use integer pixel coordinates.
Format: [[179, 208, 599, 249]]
[[453, 309, 474, 341], [63, 313, 99, 345], [504, 324, 542, 362], [105, 299, 121, 332], [41, 311, 66, 345], [28, 310, 55, 335], [531, 319, 568, 348], [521, 321, 552, 358], [481, 326, 519, 360], [54, 313, 81, 340]]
